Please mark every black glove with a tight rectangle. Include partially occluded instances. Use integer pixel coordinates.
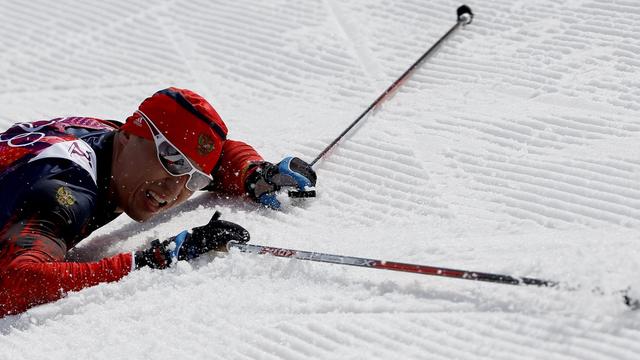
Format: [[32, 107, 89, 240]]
[[135, 211, 250, 269], [245, 156, 317, 209]]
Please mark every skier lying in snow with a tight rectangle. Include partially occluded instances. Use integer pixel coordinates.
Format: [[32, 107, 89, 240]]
[[0, 87, 316, 317]]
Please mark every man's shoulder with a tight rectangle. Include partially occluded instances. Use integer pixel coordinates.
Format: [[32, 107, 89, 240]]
[[1, 157, 100, 207], [28, 139, 99, 184], [0, 157, 101, 244], [0, 117, 120, 247], [0, 117, 121, 182]]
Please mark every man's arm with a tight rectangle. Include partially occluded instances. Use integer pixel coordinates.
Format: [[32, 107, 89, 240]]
[[206, 140, 317, 209], [0, 242, 132, 317], [206, 139, 264, 196]]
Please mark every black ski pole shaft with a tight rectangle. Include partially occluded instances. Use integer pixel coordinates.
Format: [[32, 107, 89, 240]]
[[227, 241, 554, 287], [309, 5, 474, 167]]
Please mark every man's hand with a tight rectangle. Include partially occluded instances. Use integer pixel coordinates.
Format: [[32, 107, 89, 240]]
[[246, 157, 317, 209], [135, 211, 250, 269]]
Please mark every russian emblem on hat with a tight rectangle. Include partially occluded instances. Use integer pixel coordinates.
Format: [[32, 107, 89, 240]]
[[197, 133, 215, 155]]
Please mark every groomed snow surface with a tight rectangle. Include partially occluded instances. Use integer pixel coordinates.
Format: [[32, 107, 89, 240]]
[[1, 0, 640, 358]]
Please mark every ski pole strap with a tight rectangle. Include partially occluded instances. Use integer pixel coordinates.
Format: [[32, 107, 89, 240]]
[[226, 242, 555, 287]]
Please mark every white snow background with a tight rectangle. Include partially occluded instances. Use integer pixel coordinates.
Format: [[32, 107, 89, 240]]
[[1, 0, 640, 359]]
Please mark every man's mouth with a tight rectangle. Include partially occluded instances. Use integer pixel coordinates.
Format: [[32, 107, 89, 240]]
[[145, 190, 168, 208]]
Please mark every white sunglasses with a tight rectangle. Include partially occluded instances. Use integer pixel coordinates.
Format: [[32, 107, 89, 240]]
[[137, 110, 213, 191]]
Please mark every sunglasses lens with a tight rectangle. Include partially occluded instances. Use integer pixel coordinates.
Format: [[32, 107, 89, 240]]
[[186, 172, 212, 191], [157, 140, 192, 175], [142, 113, 213, 191]]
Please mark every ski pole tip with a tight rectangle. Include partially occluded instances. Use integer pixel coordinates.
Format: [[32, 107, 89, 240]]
[[457, 5, 474, 25]]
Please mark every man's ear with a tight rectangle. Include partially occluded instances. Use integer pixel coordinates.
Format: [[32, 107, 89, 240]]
[[115, 130, 131, 146], [112, 131, 131, 162]]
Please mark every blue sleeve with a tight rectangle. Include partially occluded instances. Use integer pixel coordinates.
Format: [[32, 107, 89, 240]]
[[0, 159, 99, 253]]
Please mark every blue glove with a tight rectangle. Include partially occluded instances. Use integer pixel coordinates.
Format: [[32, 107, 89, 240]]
[[245, 157, 317, 209], [135, 211, 250, 269]]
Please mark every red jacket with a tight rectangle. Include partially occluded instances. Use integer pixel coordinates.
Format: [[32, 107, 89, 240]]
[[0, 117, 263, 317]]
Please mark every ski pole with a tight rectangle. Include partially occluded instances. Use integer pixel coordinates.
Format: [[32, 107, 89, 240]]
[[309, 5, 473, 168], [227, 241, 554, 287], [227, 241, 639, 309], [288, 5, 474, 199]]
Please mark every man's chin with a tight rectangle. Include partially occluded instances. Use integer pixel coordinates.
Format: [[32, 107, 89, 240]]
[[124, 201, 156, 222], [126, 209, 153, 222]]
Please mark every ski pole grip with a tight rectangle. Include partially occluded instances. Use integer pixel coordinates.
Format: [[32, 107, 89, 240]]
[[457, 5, 473, 25]]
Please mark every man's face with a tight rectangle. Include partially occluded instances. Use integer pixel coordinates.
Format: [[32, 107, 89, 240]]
[[111, 132, 195, 221]]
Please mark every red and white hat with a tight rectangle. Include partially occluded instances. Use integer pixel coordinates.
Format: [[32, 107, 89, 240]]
[[121, 87, 228, 174]]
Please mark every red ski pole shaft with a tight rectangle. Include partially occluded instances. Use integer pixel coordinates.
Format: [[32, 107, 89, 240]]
[[227, 242, 556, 287], [227, 242, 640, 308], [289, 6, 473, 198], [309, 5, 474, 167]]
